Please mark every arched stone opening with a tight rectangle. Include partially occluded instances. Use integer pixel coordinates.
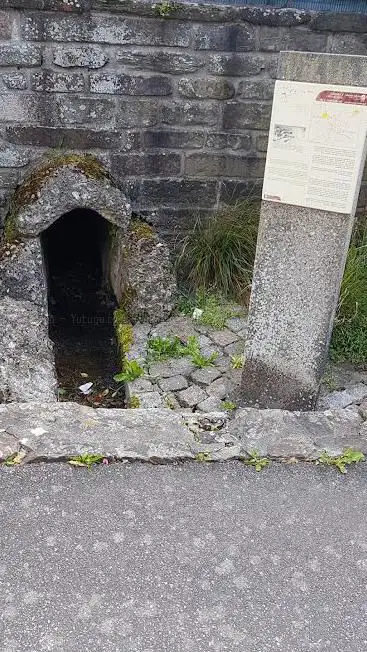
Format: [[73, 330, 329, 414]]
[[0, 155, 177, 405], [41, 207, 121, 405]]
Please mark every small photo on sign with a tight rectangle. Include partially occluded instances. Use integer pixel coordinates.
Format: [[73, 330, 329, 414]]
[[273, 124, 306, 148]]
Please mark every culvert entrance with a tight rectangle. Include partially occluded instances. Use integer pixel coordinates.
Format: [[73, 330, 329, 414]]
[[41, 208, 124, 408]]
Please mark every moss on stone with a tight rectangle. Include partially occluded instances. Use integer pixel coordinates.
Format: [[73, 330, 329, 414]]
[[128, 395, 141, 408], [130, 219, 155, 240], [114, 306, 134, 368], [14, 154, 109, 213], [2, 207, 19, 245]]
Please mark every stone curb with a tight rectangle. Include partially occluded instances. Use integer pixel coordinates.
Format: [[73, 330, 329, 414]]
[[1, 402, 367, 465]]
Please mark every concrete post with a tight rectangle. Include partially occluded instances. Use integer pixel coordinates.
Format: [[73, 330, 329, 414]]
[[241, 52, 367, 410]]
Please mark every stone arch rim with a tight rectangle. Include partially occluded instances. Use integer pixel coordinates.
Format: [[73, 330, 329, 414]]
[[6, 157, 131, 239]]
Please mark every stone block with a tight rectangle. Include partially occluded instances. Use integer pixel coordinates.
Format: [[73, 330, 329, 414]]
[[190, 368, 222, 386], [256, 133, 269, 153], [224, 342, 244, 357], [53, 45, 108, 69], [6, 126, 139, 151], [0, 11, 11, 39], [0, 43, 41, 66], [0, 239, 47, 310], [196, 396, 225, 413], [220, 180, 263, 204], [209, 329, 239, 348], [142, 130, 204, 150], [206, 379, 229, 400], [207, 53, 270, 77], [116, 49, 204, 74], [178, 78, 234, 100], [223, 102, 271, 131], [111, 152, 181, 177], [150, 315, 196, 339], [192, 23, 255, 52], [0, 297, 57, 403], [177, 385, 207, 408], [55, 96, 115, 126], [330, 34, 367, 57], [90, 73, 172, 96], [205, 132, 252, 151], [238, 79, 275, 101], [109, 221, 176, 325], [318, 384, 367, 411], [226, 317, 248, 334], [310, 13, 367, 32], [140, 179, 218, 208], [278, 51, 367, 87], [125, 378, 155, 400], [116, 100, 159, 128], [1, 73, 27, 90], [259, 26, 327, 52], [22, 14, 192, 47], [158, 376, 188, 393], [0, 144, 30, 168], [230, 408, 365, 458], [240, 6, 311, 27], [135, 392, 164, 409], [184, 154, 265, 179], [161, 101, 221, 127], [149, 358, 195, 379], [31, 70, 85, 93]]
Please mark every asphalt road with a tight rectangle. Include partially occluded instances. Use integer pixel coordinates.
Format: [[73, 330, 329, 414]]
[[0, 462, 366, 652]]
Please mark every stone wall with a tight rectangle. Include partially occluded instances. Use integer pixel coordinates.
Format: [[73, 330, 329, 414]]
[[0, 0, 366, 243]]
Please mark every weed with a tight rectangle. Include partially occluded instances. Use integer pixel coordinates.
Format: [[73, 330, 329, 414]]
[[221, 400, 236, 411], [317, 448, 365, 474], [244, 450, 270, 472], [3, 451, 26, 466], [147, 336, 185, 361], [177, 200, 259, 302], [230, 354, 244, 369], [321, 369, 338, 391], [128, 395, 141, 408], [195, 451, 211, 462], [114, 359, 144, 383], [178, 290, 243, 330], [331, 223, 367, 363], [154, 0, 177, 17], [68, 454, 105, 469], [185, 335, 218, 368]]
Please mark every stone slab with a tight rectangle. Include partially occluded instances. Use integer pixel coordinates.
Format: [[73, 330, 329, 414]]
[[241, 51, 367, 410], [230, 407, 366, 459], [318, 383, 367, 410]]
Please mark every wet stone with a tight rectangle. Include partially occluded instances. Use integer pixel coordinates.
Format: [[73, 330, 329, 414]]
[[158, 375, 188, 392], [176, 385, 207, 408], [190, 367, 222, 386]]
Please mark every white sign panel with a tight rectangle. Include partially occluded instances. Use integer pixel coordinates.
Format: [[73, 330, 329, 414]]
[[262, 80, 367, 214]]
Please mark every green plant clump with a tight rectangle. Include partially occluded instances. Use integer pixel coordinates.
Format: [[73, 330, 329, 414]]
[[177, 200, 259, 302], [154, 0, 177, 17], [68, 454, 105, 469], [244, 450, 270, 472], [330, 223, 367, 363], [185, 335, 218, 368], [230, 354, 244, 369], [114, 359, 144, 383], [221, 400, 236, 411], [128, 395, 141, 408], [147, 335, 184, 360], [195, 451, 211, 462], [179, 291, 242, 330], [318, 448, 365, 474]]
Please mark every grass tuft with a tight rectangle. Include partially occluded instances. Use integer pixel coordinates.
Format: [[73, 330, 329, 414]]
[[177, 200, 259, 302], [331, 222, 367, 364]]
